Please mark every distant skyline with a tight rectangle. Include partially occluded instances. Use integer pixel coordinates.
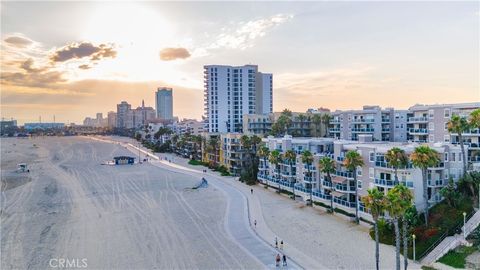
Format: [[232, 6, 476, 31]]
[[1, 1, 479, 124]]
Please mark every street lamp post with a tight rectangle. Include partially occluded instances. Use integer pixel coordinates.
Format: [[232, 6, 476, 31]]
[[463, 212, 467, 240], [412, 234, 416, 261]]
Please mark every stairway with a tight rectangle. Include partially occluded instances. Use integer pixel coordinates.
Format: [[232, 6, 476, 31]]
[[421, 210, 480, 265]]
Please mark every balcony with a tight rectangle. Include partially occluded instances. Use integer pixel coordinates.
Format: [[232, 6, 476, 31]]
[[428, 162, 445, 170], [381, 128, 390, 133], [329, 128, 340, 133], [408, 116, 428, 123], [337, 156, 345, 162], [351, 128, 374, 132], [322, 180, 332, 188], [461, 129, 479, 135], [375, 161, 413, 169], [333, 197, 356, 208], [352, 118, 375, 123], [374, 178, 398, 187], [408, 128, 428, 135], [428, 179, 445, 186], [303, 176, 314, 183], [381, 118, 390, 123], [334, 184, 356, 192], [334, 170, 354, 179]]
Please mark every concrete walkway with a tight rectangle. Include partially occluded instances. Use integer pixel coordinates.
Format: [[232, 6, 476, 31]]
[[421, 209, 480, 265]]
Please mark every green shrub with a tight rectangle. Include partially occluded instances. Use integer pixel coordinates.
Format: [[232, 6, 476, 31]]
[[188, 159, 204, 166]]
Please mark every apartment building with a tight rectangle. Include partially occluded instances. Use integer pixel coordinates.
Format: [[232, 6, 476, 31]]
[[156, 87, 173, 120], [258, 135, 334, 194], [243, 110, 330, 137], [220, 133, 247, 176], [173, 119, 204, 135], [257, 134, 468, 221], [116, 101, 134, 129], [203, 65, 272, 133], [329, 106, 408, 142]]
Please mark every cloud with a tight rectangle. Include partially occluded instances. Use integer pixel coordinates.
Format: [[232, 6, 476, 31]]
[[159, 47, 191, 61], [1, 58, 66, 88], [4, 35, 34, 48], [208, 14, 294, 51], [50, 42, 117, 63], [78, 64, 92, 70]]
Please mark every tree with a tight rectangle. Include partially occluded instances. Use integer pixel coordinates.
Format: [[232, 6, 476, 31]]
[[469, 108, 480, 129], [318, 156, 336, 213], [344, 150, 364, 224], [311, 114, 322, 137], [301, 150, 314, 205], [440, 177, 462, 207], [284, 150, 297, 199], [410, 145, 440, 226], [258, 146, 270, 188], [361, 188, 386, 270], [297, 114, 306, 136], [322, 114, 332, 137], [396, 185, 414, 270], [385, 147, 409, 185], [269, 150, 282, 192], [207, 136, 220, 165], [250, 135, 262, 181], [241, 135, 253, 179], [448, 115, 470, 176], [386, 188, 402, 270]]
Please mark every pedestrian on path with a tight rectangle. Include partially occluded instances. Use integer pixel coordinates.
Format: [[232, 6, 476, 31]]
[[280, 240, 283, 250], [251, 188, 253, 194], [275, 253, 281, 267], [254, 220, 257, 228], [282, 254, 287, 266], [275, 237, 278, 249]]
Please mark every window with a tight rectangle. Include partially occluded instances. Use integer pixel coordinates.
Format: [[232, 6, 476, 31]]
[[429, 122, 434, 130], [357, 167, 362, 176], [369, 152, 375, 162], [445, 122, 448, 131], [429, 135, 434, 143], [357, 180, 362, 189], [369, 168, 374, 179], [429, 109, 434, 119], [444, 135, 450, 143], [452, 153, 456, 162], [444, 109, 450, 118], [459, 153, 462, 162], [444, 153, 449, 162]]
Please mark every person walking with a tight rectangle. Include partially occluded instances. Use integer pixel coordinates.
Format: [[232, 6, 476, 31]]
[[254, 220, 257, 228], [280, 240, 283, 250], [275, 237, 278, 249], [282, 254, 287, 266], [275, 253, 281, 267], [250, 188, 253, 194]]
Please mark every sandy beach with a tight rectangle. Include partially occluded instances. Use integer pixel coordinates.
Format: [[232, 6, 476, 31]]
[[1, 137, 263, 269]]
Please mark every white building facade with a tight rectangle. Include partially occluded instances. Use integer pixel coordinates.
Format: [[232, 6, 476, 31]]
[[156, 87, 173, 120], [203, 65, 272, 133]]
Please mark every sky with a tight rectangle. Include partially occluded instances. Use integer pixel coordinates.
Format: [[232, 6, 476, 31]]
[[1, 1, 479, 124]]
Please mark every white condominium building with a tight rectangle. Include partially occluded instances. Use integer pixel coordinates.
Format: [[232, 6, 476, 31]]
[[203, 65, 272, 133], [258, 134, 469, 221]]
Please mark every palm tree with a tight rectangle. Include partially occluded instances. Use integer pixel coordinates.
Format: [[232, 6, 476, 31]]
[[386, 185, 414, 270], [311, 114, 322, 137], [385, 147, 409, 185], [241, 135, 252, 178], [386, 187, 402, 270], [469, 108, 480, 129], [269, 150, 282, 192], [344, 150, 364, 224], [284, 150, 297, 199], [322, 114, 332, 137], [297, 114, 306, 136], [301, 150, 314, 205], [258, 146, 270, 188], [319, 156, 336, 213], [251, 135, 262, 180], [361, 188, 386, 270], [395, 185, 414, 270], [208, 136, 220, 165], [448, 115, 470, 176], [410, 145, 440, 226]]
